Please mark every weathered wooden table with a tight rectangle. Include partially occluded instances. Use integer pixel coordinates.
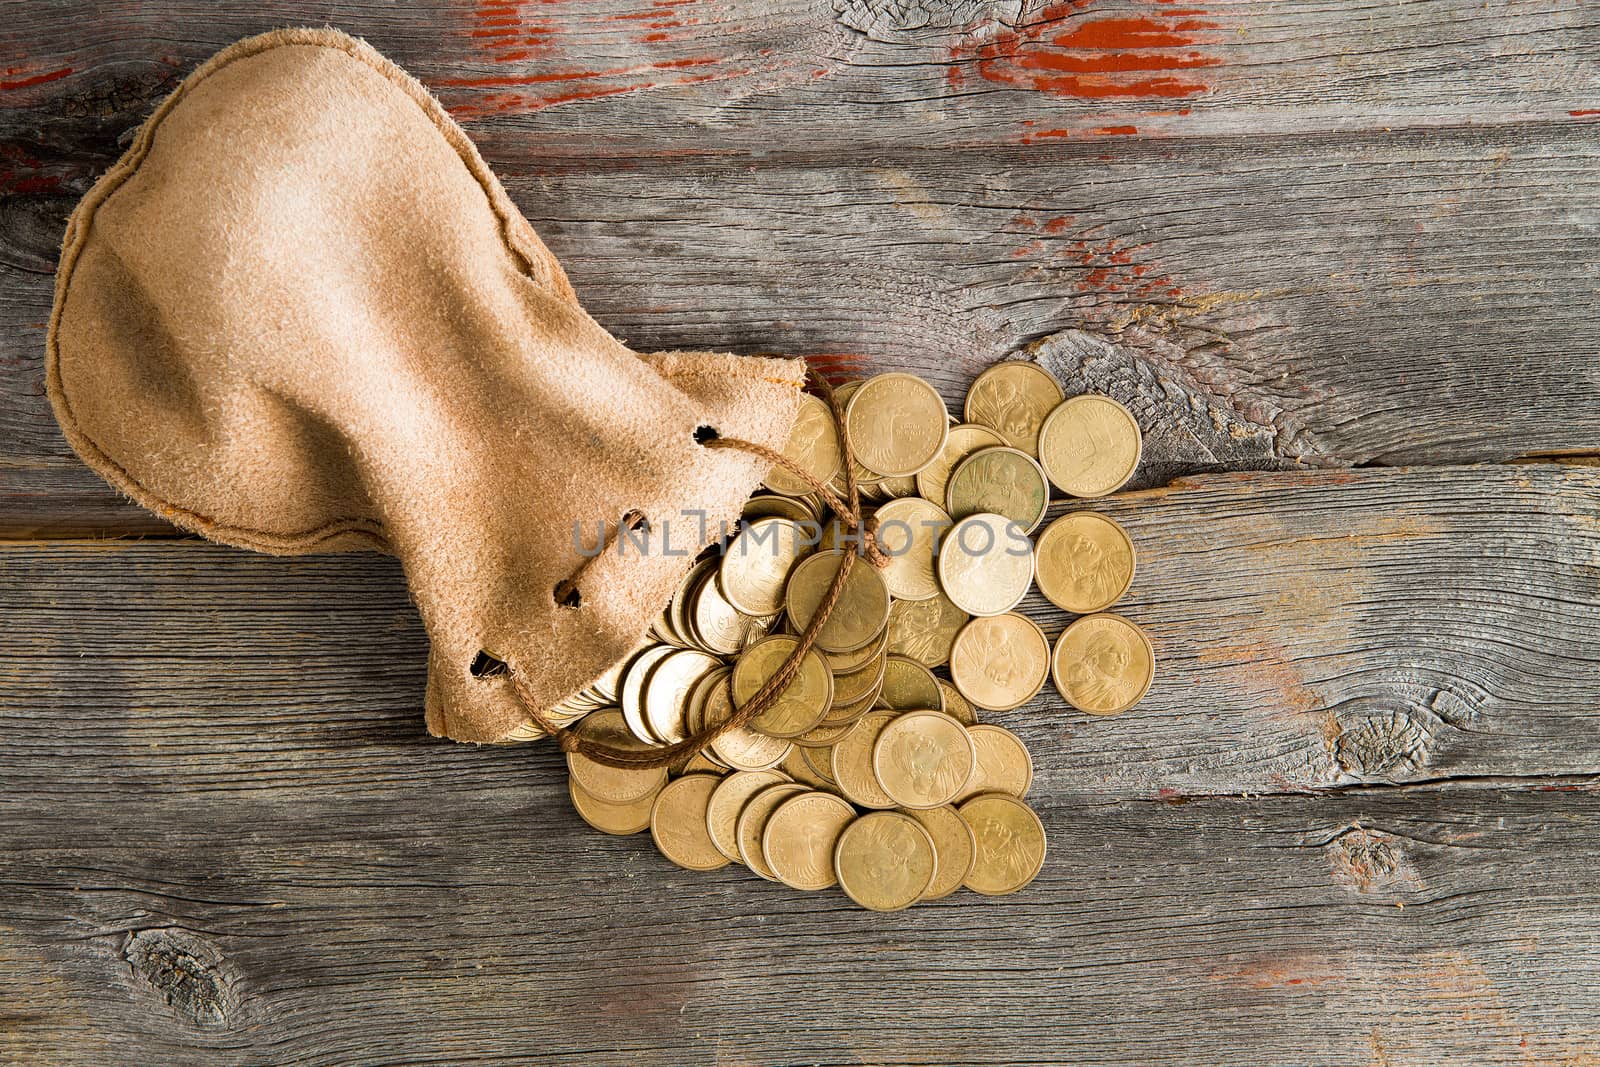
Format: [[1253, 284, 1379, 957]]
[[3, 2, 1598, 1063]]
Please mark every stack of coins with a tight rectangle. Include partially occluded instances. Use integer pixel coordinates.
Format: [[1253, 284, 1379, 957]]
[[562, 362, 1154, 909]]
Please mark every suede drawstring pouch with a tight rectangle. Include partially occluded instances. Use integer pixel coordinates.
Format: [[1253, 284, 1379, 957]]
[[46, 28, 812, 745]]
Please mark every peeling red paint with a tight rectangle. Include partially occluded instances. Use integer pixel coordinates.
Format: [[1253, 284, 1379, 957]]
[[440, 0, 802, 117], [1091, 124, 1138, 135], [953, 0, 1220, 101], [1572, 109, 1600, 117], [804, 353, 868, 384], [0, 64, 74, 92], [1010, 214, 1187, 300]]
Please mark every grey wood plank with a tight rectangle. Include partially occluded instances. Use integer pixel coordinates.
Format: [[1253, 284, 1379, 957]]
[[3, 465, 1596, 800], [4, 755, 1600, 1064], [3, 469, 1597, 1063], [0, 0, 1594, 163], [4, 122, 1598, 532]]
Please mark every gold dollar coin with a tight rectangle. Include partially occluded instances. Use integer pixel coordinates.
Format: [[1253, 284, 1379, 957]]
[[705, 768, 791, 862], [949, 613, 1050, 712], [905, 805, 977, 900], [830, 709, 901, 810], [870, 496, 951, 601], [680, 751, 725, 775], [731, 634, 834, 738], [945, 446, 1050, 533], [1051, 612, 1155, 715], [964, 361, 1064, 456], [719, 517, 813, 617], [886, 591, 969, 669], [618, 644, 676, 743], [1034, 511, 1136, 614], [958, 724, 1035, 801], [689, 566, 769, 655], [959, 793, 1046, 895], [936, 513, 1035, 618], [937, 680, 977, 726], [879, 654, 944, 712], [879, 474, 920, 498], [763, 392, 843, 497], [701, 671, 791, 772], [872, 710, 976, 809], [834, 810, 938, 912], [650, 774, 731, 872], [844, 372, 950, 477], [568, 777, 658, 836], [824, 623, 889, 673], [915, 423, 1007, 506], [783, 549, 891, 654], [742, 493, 819, 525], [762, 790, 857, 891], [781, 746, 835, 792], [1037, 394, 1142, 498], [668, 557, 717, 650], [642, 648, 721, 744], [736, 783, 809, 880], [566, 708, 668, 804], [828, 651, 887, 709], [801, 744, 838, 785]]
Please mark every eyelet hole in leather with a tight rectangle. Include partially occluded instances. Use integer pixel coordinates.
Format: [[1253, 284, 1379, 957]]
[[693, 424, 720, 444], [554, 582, 583, 609], [622, 509, 650, 533], [470, 650, 509, 679]]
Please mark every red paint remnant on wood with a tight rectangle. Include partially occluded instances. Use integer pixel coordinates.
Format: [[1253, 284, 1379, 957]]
[[1091, 124, 1138, 135], [954, 0, 1220, 101], [1572, 109, 1600, 117], [0, 64, 74, 92], [803, 354, 867, 384], [440, 0, 796, 117]]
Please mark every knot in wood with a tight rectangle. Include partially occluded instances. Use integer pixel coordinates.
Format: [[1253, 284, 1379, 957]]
[[120, 927, 240, 1029]]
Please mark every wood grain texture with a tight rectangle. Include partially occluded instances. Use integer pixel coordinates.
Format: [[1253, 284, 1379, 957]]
[[4, 127, 1600, 531], [0, 0, 1595, 159], [2, 468, 1596, 1066], [1, 0, 1597, 533], [4, 465, 1595, 798]]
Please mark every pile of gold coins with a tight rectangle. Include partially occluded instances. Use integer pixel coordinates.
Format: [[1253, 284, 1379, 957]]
[[561, 362, 1154, 910]]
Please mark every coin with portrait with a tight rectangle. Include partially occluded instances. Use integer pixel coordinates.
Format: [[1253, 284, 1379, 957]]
[[763, 392, 843, 497], [784, 549, 891, 654], [964, 361, 1064, 456], [872, 710, 976, 809], [834, 810, 938, 911], [731, 634, 834, 738], [916, 423, 1007, 506], [1034, 511, 1136, 614], [719, 517, 814, 618], [949, 613, 1050, 712], [959, 793, 1047, 896], [945, 446, 1050, 533], [886, 590, 969, 669], [1051, 612, 1155, 715]]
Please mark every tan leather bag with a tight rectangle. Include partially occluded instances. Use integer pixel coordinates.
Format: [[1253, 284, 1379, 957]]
[[47, 28, 804, 743]]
